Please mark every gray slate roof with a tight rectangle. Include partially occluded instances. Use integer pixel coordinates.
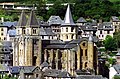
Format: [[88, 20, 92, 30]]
[[77, 17, 87, 23], [3, 21, 17, 27], [113, 64, 120, 74], [44, 37, 98, 49], [40, 28, 55, 36], [40, 61, 49, 68], [80, 23, 97, 31], [17, 10, 27, 27], [26, 10, 39, 27], [111, 16, 120, 22], [62, 5, 76, 26], [47, 16, 63, 25], [98, 22, 113, 30], [43, 69, 72, 78], [75, 75, 105, 79], [9, 66, 36, 74]]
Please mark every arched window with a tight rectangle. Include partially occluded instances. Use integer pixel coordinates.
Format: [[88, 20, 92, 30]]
[[85, 49, 87, 56], [66, 35, 68, 39], [85, 62, 87, 68], [71, 34, 74, 39], [71, 27, 74, 32]]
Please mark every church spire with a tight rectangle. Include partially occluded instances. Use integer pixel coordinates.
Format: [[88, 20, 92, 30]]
[[26, 10, 39, 27], [62, 4, 75, 26], [17, 10, 27, 27]]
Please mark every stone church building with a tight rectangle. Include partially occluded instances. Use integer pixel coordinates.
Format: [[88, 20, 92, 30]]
[[13, 5, 98, 75]]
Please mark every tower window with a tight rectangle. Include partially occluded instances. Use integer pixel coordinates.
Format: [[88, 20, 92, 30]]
[[66, 27, 68, 32], [1, 33, 3, 36], [23, 29, 25, 34], [71, 34, 74, 39], [33, 29, 36, 34], [85, 49, 87, 56], [85, 62, 87, 68], [100, 30, 102, 34], [4, 37, 6, 40], [66, 35, 68, 39], [18, 30, 20, 34], [71, 27, 74, 32], [1, 28, 3, 31]]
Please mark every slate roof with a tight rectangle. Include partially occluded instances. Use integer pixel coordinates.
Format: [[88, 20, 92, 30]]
[[47, 16, 63, 25], [17, 10, 27, 27], [62, 5, 76, 26], [3, 21, 17, 27], [9, 66, 36, 74], [111, 16, 120, 22], [43, 69, 72, 78], [75, 75, 105, 79], [26, 10, 39, 27], [77, 17, 87, 23], [43, 37, 98, 49], [113, 64, 120, 74], [98, 22, 113, 30], [40, 28, 55, 36], [40, 61, 49, 68], [80, 24, 97, 31]]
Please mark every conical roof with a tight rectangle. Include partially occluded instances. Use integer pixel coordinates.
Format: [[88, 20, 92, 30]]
[[17, 10, 27, 27], [26, 10, 39, 27], [62, 4, 76, 26]]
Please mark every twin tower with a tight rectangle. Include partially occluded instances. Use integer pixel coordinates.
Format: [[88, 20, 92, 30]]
[[13, 4, 78, 66], [13, 5, 96, 75]]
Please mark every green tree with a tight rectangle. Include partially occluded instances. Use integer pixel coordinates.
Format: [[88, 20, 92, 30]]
[[113, 32, 120, 48], [114, 75, 120, 79], [104, 35, 117, 52]]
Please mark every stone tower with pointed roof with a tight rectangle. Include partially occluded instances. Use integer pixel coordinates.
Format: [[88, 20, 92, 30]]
[[60, 4, 78, 41], [13, 10, 42, 66], [87, 35, 94, 69]]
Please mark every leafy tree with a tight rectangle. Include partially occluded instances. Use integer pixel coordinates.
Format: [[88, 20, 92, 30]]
[[114, 75, 120, 79], [113, 32, 120, 48], [104, 35, 117, 52]]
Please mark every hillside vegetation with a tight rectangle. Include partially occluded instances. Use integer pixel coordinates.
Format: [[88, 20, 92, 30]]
[[0, 0, 120, 22]]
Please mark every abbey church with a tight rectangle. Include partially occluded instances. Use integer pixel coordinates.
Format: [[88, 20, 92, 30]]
[[13, 5, 98, 75]]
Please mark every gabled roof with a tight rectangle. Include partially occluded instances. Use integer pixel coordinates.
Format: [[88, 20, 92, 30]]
[[62, 4, 76, 26], [47, 16, 63, 25], [77, 17, 87, 23], [17, 10, 27, 27], [26, 10, 39, 27]]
